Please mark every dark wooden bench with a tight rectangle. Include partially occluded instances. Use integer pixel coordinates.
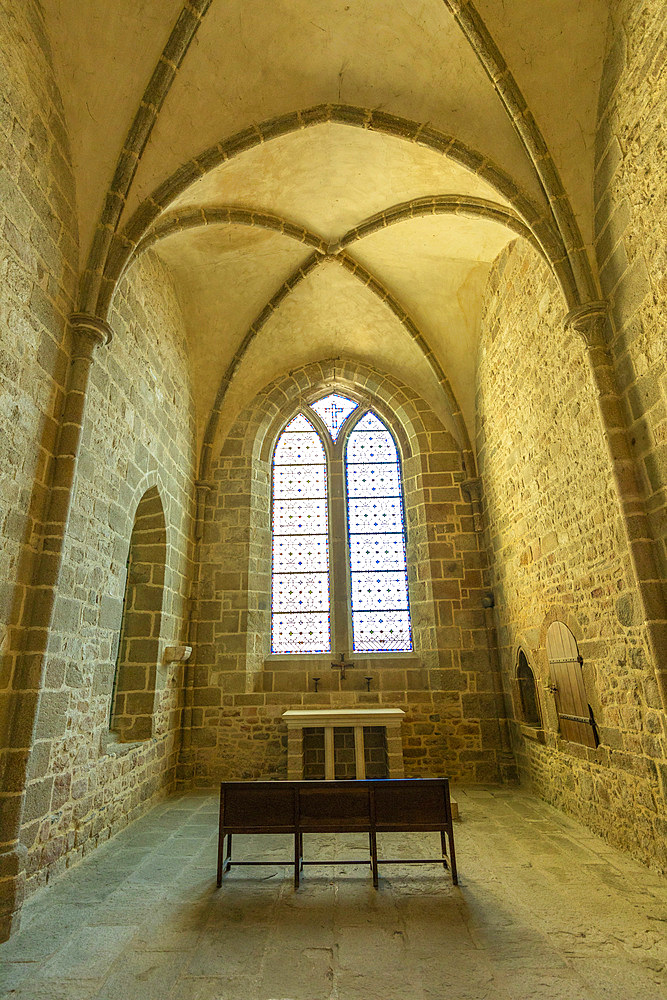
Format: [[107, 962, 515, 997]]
[[216, 778, 457, 889]]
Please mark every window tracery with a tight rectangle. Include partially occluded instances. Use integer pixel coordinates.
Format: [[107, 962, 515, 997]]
[[310, 393, 358, 441], [270, 394, 412, 655]]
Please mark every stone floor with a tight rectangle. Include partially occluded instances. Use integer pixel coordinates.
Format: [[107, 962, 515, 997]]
[[1, 787, 666, 1000]]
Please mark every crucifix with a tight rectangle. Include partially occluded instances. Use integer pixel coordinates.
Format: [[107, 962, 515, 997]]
[[331, 651, 355, 680]]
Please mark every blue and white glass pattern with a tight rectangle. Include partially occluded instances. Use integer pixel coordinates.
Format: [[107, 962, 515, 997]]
[[272, 414, 330, 653], [345, 412, 412, 652], [310, 393, 358, 441]]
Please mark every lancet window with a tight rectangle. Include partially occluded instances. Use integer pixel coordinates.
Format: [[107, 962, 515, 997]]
[[271, 393, 412, 655]]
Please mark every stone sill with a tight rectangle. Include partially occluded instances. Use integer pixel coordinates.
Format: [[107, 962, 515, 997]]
[[102, 734, 148, 757], [265, 653, 421, 670], [519, 723, 546, 744]]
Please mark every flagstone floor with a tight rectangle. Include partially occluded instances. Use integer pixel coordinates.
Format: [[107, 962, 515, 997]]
[[1, 786, 666, 1000]]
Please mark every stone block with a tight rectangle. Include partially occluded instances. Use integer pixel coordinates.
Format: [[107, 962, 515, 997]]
[[22, 777, 54, 824]]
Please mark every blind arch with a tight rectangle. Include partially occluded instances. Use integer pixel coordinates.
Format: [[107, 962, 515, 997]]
[[516, 649, 541, 727]]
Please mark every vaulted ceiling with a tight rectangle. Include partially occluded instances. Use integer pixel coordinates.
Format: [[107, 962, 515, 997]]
[[42, 0, 610, 460]]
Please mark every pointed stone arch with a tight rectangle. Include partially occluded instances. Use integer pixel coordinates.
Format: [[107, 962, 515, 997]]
[[203, 358, 471, 683], [197, 251, 475, 483], [95, 105, 579, 319]]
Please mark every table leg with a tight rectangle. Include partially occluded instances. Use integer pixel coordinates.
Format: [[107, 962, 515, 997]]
[[370, 830, 378, 889], [294, 832, 300, 889], [440, 829, 448, 870], [216, 829, 225, 886], [447, 825, 458, 885]]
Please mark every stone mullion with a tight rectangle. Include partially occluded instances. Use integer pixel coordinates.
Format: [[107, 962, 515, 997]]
[[329, 456, 350, 657], [566, 303, 667, 711], [0, 313, 111, 942]]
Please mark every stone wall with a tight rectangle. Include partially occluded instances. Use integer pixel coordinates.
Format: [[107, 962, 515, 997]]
[[595, 0, 666, 584], [19, 250, 196, 894], [477, 238, 666, 870], [0, 0, 78, 689], [182, 359, 512, 788]]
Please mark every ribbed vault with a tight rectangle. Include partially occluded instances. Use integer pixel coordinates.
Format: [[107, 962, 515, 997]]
[[40, 0, 610, 467]]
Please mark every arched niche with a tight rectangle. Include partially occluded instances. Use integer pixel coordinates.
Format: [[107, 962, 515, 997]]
[[516, 649, 541, 728], [109, 485, 166, 741]]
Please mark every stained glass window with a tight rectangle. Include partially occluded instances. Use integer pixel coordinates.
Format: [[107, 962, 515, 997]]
[[271, 414, 330, 653], [310, 393, 358, 441], [345, 412, 412, 652]]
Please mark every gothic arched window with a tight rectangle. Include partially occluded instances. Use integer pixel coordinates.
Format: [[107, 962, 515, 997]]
[[271, 394, 412, 655]]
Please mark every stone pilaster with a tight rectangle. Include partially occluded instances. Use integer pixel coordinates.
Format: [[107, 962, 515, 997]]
[[461, 477, 484, 533], [0, 313, 111, 942], [179, 480, 214, 778], [565, 301, 667, 712], [461, 477, 515, 772]]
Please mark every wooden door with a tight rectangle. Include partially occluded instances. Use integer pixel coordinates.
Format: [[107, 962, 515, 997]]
[[546, 622, 598, 748]]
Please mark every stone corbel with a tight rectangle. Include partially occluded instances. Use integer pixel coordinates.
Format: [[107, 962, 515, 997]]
[[164, 645, 192, 663], [563, 301, 608, 349], [461, 476, 483, 504]]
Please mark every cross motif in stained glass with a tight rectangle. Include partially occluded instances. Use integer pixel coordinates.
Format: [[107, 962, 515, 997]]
[[310, 393, 358, 441], [271, 413, 330, 654]]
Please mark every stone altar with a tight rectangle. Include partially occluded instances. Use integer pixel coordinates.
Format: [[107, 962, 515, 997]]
[[282, 708, 406, 781]]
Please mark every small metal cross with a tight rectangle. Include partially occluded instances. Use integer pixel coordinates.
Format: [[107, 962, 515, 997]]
[[331, 651, 354, 680]]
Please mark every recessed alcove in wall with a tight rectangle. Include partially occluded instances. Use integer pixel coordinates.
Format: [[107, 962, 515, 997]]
[[516, 649, 541, 728], [109, 485, 166, 742]]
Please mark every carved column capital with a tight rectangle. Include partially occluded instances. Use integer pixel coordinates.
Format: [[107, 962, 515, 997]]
[[461, 476, 483, 504], [195, 480, 215, 495], [68, 312, 113, 349], [563, 301, 608, 349]]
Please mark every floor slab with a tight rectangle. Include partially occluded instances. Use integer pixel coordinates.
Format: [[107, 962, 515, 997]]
[[1, 787, 665, 999]]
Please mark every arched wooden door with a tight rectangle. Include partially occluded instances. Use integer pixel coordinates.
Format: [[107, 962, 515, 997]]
[[546, 622, 598, 748]]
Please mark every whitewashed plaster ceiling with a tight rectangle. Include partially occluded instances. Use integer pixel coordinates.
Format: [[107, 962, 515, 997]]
[[42, 0, 610, 455]]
